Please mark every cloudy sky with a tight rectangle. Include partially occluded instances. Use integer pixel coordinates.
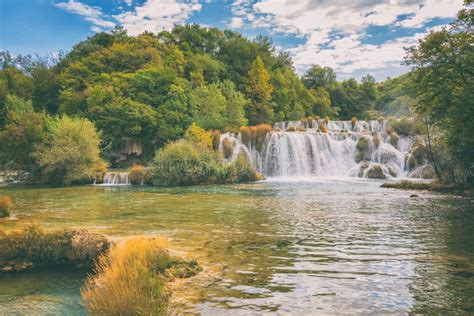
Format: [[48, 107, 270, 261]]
[[0, 0, 464, 80]]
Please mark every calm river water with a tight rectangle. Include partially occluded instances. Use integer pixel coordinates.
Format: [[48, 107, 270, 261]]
[[0, 178, 473, 314]]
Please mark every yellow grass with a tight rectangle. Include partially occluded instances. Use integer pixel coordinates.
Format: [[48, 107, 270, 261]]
[[81, 237, 172, 315]]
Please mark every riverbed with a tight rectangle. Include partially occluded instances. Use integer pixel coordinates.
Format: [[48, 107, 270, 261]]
[[1, 178, 473, 314]]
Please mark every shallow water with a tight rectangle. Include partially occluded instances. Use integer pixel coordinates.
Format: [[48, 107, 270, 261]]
[[1, 178, 473, 314]]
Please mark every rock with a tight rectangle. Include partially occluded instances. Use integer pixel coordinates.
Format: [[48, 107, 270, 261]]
[[355, 136, 372, 162], [409, 164, 435, 179], [410, 194, 419, 198], [366, 164, 387, 179]]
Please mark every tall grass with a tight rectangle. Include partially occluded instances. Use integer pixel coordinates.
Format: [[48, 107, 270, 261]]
[[81, 238, 171, 315]]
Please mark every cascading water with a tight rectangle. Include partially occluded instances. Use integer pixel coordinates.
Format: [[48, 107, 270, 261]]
[[99, 172, 130, 185], [220, 119, 433, 179]]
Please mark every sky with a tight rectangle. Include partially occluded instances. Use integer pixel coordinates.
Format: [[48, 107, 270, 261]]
[[0, 0, 464, 80]]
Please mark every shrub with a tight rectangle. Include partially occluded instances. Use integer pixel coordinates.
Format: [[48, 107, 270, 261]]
[[128, 165, 145, 185], [239, 124, 272, 151], [33, 116, 108, 185], [226, 152, 263, 183], [0, 226, 109, 271], [318, 122, 328, 133], [222, 138, 234, 159], [389, 132, 399, 147], [355, 136, 371, 162], [377, 116, 385, 123], [286, 126, 297, 132], [351, 117, 357, 128], [184, 122, 213, 149], [0, 196, 12, 218], [211, 130, 221, 151], [147, 139, 261, 186], [387, 117, 424, 136], [81, 237, 200, 315]]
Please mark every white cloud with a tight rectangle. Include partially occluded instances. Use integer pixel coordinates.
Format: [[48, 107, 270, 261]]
[[55, 0, 203, 35], [231, 17, 244, 28], [397, 0, 463, 28], [113, 0, 202, 35], [54, 0, 115, 31], [232, 0, 463, 78]]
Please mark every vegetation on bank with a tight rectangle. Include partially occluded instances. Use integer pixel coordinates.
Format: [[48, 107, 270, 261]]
[[81, 237, 201, 315], [0, 226, 109, 272], [0, 2, 472, 187], [381, 180, 472, 194]]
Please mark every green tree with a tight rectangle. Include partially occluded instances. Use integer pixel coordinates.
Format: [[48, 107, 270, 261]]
[[406, 1, 474, 183], [0, 95, 48, 170], [219, 80, 248, 128], [303, 65, 337, 90], [190, 83, 227, 130], [245, 56, 273, 124], [33, 116, 106, 185]]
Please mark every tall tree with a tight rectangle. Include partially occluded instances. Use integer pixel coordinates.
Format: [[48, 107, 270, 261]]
[[245, 56, 274, 125]]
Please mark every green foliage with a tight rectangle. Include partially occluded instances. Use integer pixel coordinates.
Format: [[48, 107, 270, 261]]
[[0, 95, 48, 170], [245, 56, 274, 124], [147, 139, 261, 187], [190, 83, 227, 129], [33, 116, 107, 185], [406, 2, 474, 183], [128, 165, 146, 185], [388, 117, 423, 136], [184, 122, 213, 148], [303, 65, 337, 90]]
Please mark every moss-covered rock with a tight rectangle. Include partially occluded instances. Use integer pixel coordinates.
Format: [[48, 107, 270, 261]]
[[389, 132, 399, 147], [366, 164, 387, 179], [355, 136, 371, 162]]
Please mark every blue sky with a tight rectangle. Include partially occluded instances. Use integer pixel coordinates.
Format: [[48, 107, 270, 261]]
[[0, 0, 464, 80]]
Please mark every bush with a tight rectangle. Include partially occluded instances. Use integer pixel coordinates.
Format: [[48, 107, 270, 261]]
[[81, 238, 201, 315], [0, 226, 109, 271], [222, 138, 234, 159], [351, 117, 357, 128], [0, 196, 12, 218], [147, 139, 261, 186], [318, 122, 328, 133], [128, 165, 145, 185], [33, 116, 108, 185], [355, 136, 371, 162], [389, 132, 399, 147], [387, 117, 423, 136], [184, 122, 213, 149], [239, 124, 272, 151]]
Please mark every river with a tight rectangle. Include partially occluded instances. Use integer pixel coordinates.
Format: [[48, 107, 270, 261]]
[[0, 178, 473, 314]]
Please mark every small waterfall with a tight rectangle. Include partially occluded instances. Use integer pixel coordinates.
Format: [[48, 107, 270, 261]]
[[99, 172, 130, 185], [220, 119, 432, 179]]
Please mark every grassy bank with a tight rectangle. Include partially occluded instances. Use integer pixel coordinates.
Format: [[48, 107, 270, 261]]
[[0, 226, 109, 272], [380, 180, 472, 194]]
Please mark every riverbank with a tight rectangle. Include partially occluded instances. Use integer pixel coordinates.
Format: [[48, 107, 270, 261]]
[[380, 180, 473, 195]]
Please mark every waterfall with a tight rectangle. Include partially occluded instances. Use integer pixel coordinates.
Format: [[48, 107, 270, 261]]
[[220, 119, 432, 179], [98, 172, 130, 185]]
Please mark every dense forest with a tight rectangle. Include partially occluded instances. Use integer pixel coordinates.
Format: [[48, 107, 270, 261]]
[[0, 1, 472, 186]]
